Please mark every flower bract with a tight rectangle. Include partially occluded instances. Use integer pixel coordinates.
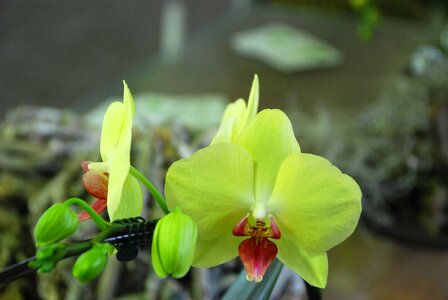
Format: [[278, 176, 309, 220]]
[[81, 81, 142, 221], [165, 76, 362, 288]]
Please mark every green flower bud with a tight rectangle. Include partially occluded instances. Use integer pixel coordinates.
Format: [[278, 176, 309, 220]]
[[37, 261, 56, 273], [72, 243, 111, 282], [34, 203, 79, 247], [151, 208, 198, 279]]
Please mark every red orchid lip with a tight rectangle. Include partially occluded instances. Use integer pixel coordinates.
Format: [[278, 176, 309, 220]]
[[238, 237, 278, 282], [233, 214, 281, 281]]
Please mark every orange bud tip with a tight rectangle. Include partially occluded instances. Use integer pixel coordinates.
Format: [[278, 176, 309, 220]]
[[82, 170, 109, 199]]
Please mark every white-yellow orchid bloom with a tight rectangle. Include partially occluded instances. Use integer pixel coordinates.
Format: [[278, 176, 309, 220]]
[[81, 81, 142, 221], [165, 76, 362, 288]]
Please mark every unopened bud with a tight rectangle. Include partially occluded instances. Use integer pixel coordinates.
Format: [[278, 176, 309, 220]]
[[34, 204, 79, 247], [72, 243, 111, 282], [151, 208, 197, 278]]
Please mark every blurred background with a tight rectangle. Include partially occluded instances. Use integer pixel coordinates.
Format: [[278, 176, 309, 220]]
[[1, 0, 448, 299]]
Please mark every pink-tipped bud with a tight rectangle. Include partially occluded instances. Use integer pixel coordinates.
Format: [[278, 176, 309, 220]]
[[80, 161, 90, 172]]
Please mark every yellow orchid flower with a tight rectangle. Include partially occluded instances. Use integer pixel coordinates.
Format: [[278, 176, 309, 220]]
[[81, 81, 142, 221], [165, 76, 362, 288]]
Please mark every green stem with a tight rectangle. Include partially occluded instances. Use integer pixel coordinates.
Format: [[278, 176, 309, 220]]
[[64, 197, 111, 231], [129, 166, 169, 214], [64, 240, 93, 257]]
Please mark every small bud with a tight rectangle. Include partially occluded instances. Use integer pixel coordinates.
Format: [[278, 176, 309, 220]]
[[37, 261, 57, 273], [36, 243, 67, 261], [34, 204, 79, 247], [151, 208, 198, 279], [72, 243, 111, 282], [29, 244, 67, 273]]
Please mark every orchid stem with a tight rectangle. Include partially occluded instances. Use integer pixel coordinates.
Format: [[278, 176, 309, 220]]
[[129, 166, 170, 214], [64, 197, 111, 230]]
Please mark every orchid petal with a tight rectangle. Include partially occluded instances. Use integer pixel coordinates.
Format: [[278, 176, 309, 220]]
[[237, 109, 300, 209], [245, 74, 259, 125], [211, 99, 247, 145], [275, 224, 328, 288], [165, 143, 255, 266], [105, 147, 129, 221], [115, 82, 134, 157], [193, 234, 242, 268], [100, 81, 134, 162], [105, 84, 135, 220], [100, 101, 125, 161], [123, 81, 135, 117], [269, 153, 362, 252], [109, 174, 142, 221], [211, 75, 259, 145]]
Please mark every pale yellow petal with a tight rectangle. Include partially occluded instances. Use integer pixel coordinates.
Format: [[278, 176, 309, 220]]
[[165, 143, 255, 266], [193, 234, 243, 268], [269, 153, 362, 252], [211, 99, 247, 144], [237, 109, 300, 209], [245, 74, 259, 125], [275, 223, 328, 288], [109, 174, 143, 221], [100, 102, 125, 161]]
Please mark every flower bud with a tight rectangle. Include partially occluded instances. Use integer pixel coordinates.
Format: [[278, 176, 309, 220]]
[[151, 208, 197, 279], [34, 203, 79, 247], [72, 243, 111, 282]]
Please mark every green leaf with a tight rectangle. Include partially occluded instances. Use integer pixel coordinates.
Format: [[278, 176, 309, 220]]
[[222, 266, 257, 300], [248, 259, 283, 299], [222, 259, 283, 300]]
